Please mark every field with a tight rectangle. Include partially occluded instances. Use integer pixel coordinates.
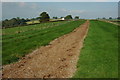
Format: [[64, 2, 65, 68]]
[[73, 20, 118, 78], [105, 19, 120, 25], [111, 20, 120, 25], [2, 2, 118, 78], [2, 20, 85, 65], [26, 20, 40, 24], [26, 19, 63, 25], [2, 21, 68, 35], [2, 20, 118, 78]]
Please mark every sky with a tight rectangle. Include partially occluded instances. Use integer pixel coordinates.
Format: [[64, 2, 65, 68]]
[[1, 0, 120, 2], [2, 2, 119, 20]]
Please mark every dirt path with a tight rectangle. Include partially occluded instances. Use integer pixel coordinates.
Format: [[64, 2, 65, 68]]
[[2, 20, 89, 78]]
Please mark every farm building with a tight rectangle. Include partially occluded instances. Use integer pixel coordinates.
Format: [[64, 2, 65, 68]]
[[62, 18, 65, 20]]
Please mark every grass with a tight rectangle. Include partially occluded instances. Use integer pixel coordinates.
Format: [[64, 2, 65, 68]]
[[73, 20, 118, 78], [106, 19, 120, 25], [26, 19, 63, 25], [26, 20, 40, 24], [2, 20, 86, 65], [113, 21, 120, 25], [2, 21, 69, 35]]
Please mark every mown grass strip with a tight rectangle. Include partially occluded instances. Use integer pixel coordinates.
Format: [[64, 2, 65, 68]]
[[73, 20, 118, 78], [2, 21, 69, 39], [2, 20, 86, 65], [2, 21, 70, 42]]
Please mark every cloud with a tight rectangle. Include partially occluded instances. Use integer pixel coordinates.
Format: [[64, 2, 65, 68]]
[[1, 0, 18, 2], [69, 10, 85, 14], [17, 2, 38, 9], [30, 3, 38, 9], [18, 2, 26, 7], [92, 0, 108, 1], [1, 0, 119, 2], [61, 9, 85, 15]]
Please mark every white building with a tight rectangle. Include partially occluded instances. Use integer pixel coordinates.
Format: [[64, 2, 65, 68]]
[[62, 18, 65, 20]]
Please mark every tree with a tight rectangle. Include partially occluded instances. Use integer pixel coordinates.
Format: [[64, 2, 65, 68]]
[[53, 17, 58, 19], [74, 16, 79, 19], [31, 18, 36, 20], [20, 18, 27, 26], [102, 17, 106, 19], [109, 17, 112, 19], [97, 17, 100, 19], [36, 17, 40, 20], [60, 17, 63, 19], [117, 17, 120, 20], [26, 18, 30, 21], [2, 17, 27, 28], [39, 12, 50, 22], [11, 18, 17, 27], [65, 15, 73, 20]]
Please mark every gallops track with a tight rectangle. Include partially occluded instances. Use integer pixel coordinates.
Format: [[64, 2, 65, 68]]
[[3, 20, 89, 78]]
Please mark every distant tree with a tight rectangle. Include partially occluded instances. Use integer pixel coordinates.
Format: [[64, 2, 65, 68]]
[[26, 18, 30, 21], [60, 17, 64, 19], [20, 18, 27, 25], [2, 19, 9, 28], [65, 15, 73, 20], [4, 19, 8, 21], [109, 17, 112, 19], [102, 17, 106, 19], [97, 17, 100, 19], [53, 17, 58, 19], [74, 16, 79, 19], [39, 12, 50, 22], [2, 17, 27, 28], [36, 17, 40, 20], [0, 21, 2, 29], [31, 18, 36, 20], [16, 17, 21, 24], [11, 18, 18, 27], [117, 17, 120, 19]]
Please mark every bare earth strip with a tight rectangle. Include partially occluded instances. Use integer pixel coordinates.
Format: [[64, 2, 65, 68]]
[[2, 20, 89, 78]]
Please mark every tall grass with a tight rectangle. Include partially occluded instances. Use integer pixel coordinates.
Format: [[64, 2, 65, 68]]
[[73, 20, 118, 78]]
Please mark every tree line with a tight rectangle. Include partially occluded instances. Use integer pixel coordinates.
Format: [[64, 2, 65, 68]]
[[2, 17, 29, 29], [97, 17, 120, 20], [2, 17, 42, 29], [39, 12, 79, 22], [3, 11, 119, 29], [2, 12, 79, 29]]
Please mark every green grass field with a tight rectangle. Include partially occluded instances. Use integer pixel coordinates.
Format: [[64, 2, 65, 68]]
[[113, 21, 120, 25], [73, 20, 118, 78], [107, 20, 120, 25], [2, 20, 85, 65], [26, 20, 40, 24], [26, 19, 63, 25], [2, 21, 69, 35]]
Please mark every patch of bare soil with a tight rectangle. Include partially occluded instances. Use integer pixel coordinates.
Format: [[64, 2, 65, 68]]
[[2, 21, 89, 78]]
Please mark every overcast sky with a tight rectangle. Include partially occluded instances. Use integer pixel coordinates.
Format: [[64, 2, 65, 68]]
[[1, 0, 119, 2], [2, 2, 118, 20]]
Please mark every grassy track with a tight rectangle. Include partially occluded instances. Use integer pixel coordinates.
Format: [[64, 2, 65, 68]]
[[73, 20, 118, 78], [2, 20, 85, 65]]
